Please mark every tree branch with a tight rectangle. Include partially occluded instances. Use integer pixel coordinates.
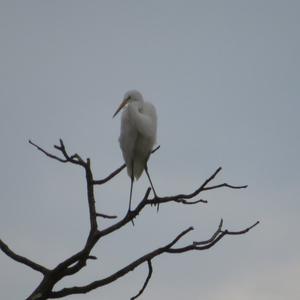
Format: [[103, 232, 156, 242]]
[[49, 220, 258, 298], [131, 260, 153, 300], [222, 221, 260, 235], [29, 139, 87, 167], [48, 227, 193, 298], [98, 167, 248, 238], [93, 164, 126, 185], [54, 139, 87, 166], [27, 140, 99, 278], [0, 239, 49, 275], [1, 139, 258, 300], [202, 183, 248, 191], [166, 220, 260, 253], [29, 140, 67, 163], [93, 145, 160, 185], [147, 167, 247, 207], [96, 213, 117, 219], [85, 158, 98, 232], [99, 188, 152, 237], [29, 140, 97, 234]]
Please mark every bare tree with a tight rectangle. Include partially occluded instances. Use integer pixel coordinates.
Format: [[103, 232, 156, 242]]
[[0, 139, 259, 300]]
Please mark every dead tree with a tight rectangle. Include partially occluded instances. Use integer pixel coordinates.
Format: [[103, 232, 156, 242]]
[[0, 139, 259, 300]]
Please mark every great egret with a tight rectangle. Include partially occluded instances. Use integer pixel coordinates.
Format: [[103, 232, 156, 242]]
[[113, 90, 158, 212]]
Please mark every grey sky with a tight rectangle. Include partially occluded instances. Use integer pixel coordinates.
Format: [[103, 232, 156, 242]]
[[1, 1, 299, 299]]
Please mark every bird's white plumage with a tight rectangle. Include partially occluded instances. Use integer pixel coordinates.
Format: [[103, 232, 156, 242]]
[[117, 90, 157, 180]]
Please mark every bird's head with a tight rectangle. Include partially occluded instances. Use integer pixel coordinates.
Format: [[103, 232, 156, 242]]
[[113, 90, 144, 118]]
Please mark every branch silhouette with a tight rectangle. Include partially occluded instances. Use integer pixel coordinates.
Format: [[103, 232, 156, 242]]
[[0, 140, 259, 300]]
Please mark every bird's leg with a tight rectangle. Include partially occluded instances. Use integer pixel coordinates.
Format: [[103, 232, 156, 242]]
[[145, 164, 159, 211], [129, 160, 135, 225], [129, 164, 134, 212]]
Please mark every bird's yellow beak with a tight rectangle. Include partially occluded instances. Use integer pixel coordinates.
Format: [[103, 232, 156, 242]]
[[113, 97, 129, 118]]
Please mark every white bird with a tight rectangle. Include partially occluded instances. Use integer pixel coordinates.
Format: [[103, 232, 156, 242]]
[[113, 90, 158, 212]]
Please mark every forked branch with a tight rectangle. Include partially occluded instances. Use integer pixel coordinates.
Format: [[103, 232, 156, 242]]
[[49, 221, 258, 299], [0, 139, 259, 300], [131, 260, 153, 300]]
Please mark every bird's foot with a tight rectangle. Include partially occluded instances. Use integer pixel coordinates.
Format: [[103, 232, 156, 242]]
[[151, 194, 160, 212], [153, 192, 160, 212]]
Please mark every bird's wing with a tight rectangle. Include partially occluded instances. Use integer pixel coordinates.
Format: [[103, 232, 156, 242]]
[[119, 108, 138, 170], [135, 101, 157, 143]]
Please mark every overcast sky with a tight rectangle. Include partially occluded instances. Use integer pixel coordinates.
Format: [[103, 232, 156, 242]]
[[1, 1, 299, 299]]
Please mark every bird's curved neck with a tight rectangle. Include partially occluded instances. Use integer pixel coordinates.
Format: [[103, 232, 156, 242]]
[[128, 101, 142, 113]]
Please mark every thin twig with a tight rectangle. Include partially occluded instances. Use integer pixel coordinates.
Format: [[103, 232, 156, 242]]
[[96, 213, 118, 219], [93, 145, 161, 185], [175, 198, 208, 205], [29, 139, 86, 166], [147, 167, 247, 209], [131, 260, 153, 300], [93, 164, 126, 185], [150, 145, 160, 154], [29, 140, 67, 163], [203, 183, 248, 191], [167, 220, 259, 253], [0, 239, 49, 275], [193, 219, 223, 246], [222, 221, 260, 235]]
